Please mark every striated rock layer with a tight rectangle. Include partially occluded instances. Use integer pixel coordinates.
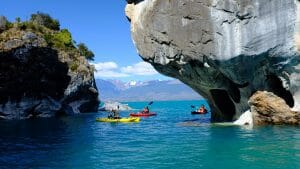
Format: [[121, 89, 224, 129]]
[[126, 0, 300, 122], [249, 91, 300, 125], [0, 30, 99, 120]]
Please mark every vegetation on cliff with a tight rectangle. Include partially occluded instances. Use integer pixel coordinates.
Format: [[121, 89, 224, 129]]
[[0, 12, 95, 72], [0, 12, 99, 119]]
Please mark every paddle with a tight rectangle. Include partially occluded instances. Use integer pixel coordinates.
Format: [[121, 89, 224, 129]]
[[190, 105, 196, 114]]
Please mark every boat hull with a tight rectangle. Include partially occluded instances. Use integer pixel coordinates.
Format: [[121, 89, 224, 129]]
[[130, 112, 157, 117], [96, 117, 140, 123], [191, 111, 208, 115]]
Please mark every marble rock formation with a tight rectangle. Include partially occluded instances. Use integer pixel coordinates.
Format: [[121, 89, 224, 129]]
[[126, 0, 300, 122], [99, 101, 133, 112], [0, 31, 99, 120]]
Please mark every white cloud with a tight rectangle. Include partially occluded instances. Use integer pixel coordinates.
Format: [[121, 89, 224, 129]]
[[121, 62, 158, 75], [92, 62, 118, 71], [94, 70, 129, 78], [91, 61, 158, 79], [91, 62, 128, 78]]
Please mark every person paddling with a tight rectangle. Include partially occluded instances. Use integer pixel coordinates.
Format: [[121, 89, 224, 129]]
[[142, 106, 150, 114], [197, 105, 207, 113], [108, 109, 120, 119]]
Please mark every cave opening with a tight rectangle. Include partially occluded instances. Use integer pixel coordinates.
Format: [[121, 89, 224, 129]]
[[210, 89, 236, 122], [266, 75, 294, 107]]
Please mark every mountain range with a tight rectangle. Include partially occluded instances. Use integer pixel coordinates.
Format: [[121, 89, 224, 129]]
[[96, 79, 202, 101]]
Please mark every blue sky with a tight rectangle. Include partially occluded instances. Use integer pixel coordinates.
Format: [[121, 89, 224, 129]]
[[0, 0, 171, 81]]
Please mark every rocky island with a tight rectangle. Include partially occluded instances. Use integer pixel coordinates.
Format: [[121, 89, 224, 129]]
[[0, 13, 99, 119], [126, 0, 300, 124]]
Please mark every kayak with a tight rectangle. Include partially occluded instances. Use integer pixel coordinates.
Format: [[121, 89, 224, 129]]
[[130, 112, 157, 117], [96, 117, 140, 123], [191, 111, 208, 115]]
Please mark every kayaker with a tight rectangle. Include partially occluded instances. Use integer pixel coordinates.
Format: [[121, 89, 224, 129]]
[[197, 105, 207, 113], [110, 109, 120, 119], [142, 106, 150, 114], [108, 111, 114, 119]]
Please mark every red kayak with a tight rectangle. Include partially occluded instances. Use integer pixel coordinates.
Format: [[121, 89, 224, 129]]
[[130, 112, 157, 117]]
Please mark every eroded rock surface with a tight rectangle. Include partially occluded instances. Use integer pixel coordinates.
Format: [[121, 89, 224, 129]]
[[126, 0, 300, 122], [0, 29, 99, 120], [249, 91, 300, 125]]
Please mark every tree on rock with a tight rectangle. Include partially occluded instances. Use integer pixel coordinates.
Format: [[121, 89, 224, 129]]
[[0, 16, 8, 32], [0, 16, 12, 32], [30, 12, 60, 30], [77, 43, 95, 61]]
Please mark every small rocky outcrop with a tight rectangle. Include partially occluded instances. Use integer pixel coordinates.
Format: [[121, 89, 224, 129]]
[[126, 0, 300, 122], [249, 91, 300, 125], [0, 14, 99, 120], [99, 101, 132, 111]]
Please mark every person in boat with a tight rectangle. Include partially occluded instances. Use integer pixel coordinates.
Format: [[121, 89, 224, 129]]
[[142, 106, 150, 114], [108, 111, 113, 119], [113, 109, 120, 119], [197, 105, 207, 113], [108, 109, 120, 119]]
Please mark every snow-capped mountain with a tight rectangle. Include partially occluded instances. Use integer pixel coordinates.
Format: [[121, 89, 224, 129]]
[[96, 79, 202, 101]]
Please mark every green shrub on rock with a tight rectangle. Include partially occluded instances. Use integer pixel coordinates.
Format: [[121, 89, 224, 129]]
[[70, 62, 79, 71], [53, 29, 73, 49], [1, 12, 96, 67], [15, 17, 21, 23], [30, 12, 60, 31], [44, 29, 74, 49], [77, 43, 94, 61]]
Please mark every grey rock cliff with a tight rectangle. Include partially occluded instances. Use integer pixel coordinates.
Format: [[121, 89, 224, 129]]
[[126, 0, 300, 122], [0, 30, 99, 120]]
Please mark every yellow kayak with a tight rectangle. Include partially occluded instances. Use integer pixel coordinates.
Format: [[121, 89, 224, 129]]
[[96, 117, 140, 123]]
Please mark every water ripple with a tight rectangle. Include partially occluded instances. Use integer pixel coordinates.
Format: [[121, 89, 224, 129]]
[[0, 101, 299, 169]]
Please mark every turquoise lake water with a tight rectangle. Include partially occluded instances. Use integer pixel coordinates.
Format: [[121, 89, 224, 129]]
[[0, 100, 299, 169]]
